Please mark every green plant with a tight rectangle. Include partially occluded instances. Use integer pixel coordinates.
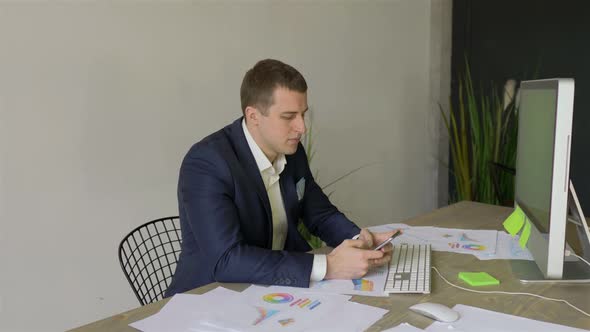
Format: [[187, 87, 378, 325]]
[[297, 117, 324, 248], [440, 58, 519, 205], [297, 115, 373, 249]]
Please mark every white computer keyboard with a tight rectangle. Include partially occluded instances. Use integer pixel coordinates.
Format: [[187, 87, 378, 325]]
[[384, 243, 431, 294]]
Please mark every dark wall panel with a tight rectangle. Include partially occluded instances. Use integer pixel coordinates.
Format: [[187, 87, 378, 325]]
[[452, 0, 590, 212]]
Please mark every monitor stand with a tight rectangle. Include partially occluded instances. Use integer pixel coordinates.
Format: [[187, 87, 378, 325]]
[[513, 180, 590, 284]]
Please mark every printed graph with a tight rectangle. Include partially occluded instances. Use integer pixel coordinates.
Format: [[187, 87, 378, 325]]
[[352, 278, 374, 291], [448, 242, 486, 251], [459, 233, 478, 242], [278, 318, 295, 326], [253, 306, 279, 325], [263, 293, 294, 304], [290, 298, 322, 310]]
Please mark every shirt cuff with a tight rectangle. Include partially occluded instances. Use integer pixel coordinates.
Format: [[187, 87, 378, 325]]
[[310, 254, 327, 281]]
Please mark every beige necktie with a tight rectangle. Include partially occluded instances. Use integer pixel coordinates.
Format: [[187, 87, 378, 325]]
[[265, 167, 288, 250]]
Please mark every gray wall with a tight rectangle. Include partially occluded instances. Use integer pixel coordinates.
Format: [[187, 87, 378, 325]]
[[0, 1, 451, 331]]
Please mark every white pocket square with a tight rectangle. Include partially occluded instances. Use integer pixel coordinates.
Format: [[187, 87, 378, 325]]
[[296, 177, 306, 201]]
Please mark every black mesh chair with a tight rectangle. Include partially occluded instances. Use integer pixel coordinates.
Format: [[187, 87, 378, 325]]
[[118, 216, 182, 305]]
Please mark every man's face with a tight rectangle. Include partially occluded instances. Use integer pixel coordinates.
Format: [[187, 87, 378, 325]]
[[246, 87, 308, 162]]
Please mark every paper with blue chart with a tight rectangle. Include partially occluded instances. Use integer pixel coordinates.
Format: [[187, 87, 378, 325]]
[[228, 285, 386, 331], [130, 285, 386, 332], [369, 224, 498, 256], [474, 231, 533, 260], [308, 263, 389, 297], [217, 285, 344, 331]]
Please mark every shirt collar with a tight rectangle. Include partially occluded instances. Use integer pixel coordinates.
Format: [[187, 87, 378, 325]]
[[242, 119, 286, 175]]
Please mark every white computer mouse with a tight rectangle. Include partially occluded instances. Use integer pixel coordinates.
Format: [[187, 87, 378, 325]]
[[408, 302, 460, 323]]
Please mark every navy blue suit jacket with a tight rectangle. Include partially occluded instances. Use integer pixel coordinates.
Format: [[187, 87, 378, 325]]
[[165, 118, 360, 296]]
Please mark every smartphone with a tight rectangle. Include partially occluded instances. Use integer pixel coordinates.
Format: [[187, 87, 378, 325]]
[[373, 230, 402, 250]]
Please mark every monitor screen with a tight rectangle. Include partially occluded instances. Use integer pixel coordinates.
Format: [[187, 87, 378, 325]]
[[514, 78, 575, 280], [514, 88, 557, 233]]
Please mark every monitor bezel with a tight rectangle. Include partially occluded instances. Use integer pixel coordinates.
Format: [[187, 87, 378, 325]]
[[514, 78, 574, 279]]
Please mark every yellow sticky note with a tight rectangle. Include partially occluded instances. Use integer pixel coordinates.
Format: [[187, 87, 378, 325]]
[[519, 219, 532, 248], [503, 206, 526, 236]]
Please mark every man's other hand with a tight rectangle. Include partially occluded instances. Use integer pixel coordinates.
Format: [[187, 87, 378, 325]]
[[324, 239, 385, 280], [359, 228, 399, 264]]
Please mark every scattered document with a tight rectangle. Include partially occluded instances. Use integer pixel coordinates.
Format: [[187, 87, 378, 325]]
[[473, 231, 533, 261], [369, 224, 498, 256], [130, 287, 244, 332], [309, 263, 389, 297], [220, 285, 354, 331], [424, 304, 589, 332], [130, 285, 387, 332]]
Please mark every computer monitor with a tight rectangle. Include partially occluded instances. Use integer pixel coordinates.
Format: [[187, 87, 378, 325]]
[[514, 78, 590, 282]]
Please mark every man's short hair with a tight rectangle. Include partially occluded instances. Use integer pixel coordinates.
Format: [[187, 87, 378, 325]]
[[240, 59, 307, 115]]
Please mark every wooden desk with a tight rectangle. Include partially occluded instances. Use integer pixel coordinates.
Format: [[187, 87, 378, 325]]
[[69, 201, 590, 331]]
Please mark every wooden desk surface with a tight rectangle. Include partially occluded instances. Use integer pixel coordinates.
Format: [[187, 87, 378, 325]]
[[69, 201, 590, 331]]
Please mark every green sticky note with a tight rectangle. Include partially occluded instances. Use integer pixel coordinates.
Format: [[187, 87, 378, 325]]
[[503, 206, 526, 236], [458, 272, 500, 286], [519, 219, 532, 248]]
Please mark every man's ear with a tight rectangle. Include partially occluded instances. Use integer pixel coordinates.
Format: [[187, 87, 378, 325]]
[[244, 106, 259, 125]]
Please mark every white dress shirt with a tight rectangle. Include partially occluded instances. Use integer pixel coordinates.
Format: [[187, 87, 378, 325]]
[[242, 120, 326, 281]]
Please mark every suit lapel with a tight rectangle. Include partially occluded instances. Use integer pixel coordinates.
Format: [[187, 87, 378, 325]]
[[280, 166, 299, 229], [225, 118, 272, 226]]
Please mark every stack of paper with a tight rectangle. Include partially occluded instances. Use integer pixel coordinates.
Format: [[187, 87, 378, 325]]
[[369, 223, 534, 261], [369, 224, 498, 255], [424, 304, 589, 332], [130, 285, 387, 332], [382, 305, 588, 332], [474, 231, 533, 260]]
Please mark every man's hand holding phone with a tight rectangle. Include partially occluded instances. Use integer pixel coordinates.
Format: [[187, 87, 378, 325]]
[[324, 228, 402, 280], [373, 230, 403, 251], [359, 228, 402, 267]]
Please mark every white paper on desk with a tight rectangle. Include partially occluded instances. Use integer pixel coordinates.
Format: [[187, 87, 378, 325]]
[[266, 285, 352, 301], [222, 285, 349, 331], [130, 287, 244, 332], [473, 231, 534, 260], [424, 304, 589, 332], [370, 224, 498, 256], [304, 300, 389, 332], [266, 286, 387, 332], [308, 263, 389, 297], [130, 304, 244, 332], [381, 323, 424, 332], [213, 285, 387, 332], [157, 287, 241, 315]]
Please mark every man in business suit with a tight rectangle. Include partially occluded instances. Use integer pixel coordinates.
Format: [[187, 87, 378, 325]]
[[165, 59, 396, 297]]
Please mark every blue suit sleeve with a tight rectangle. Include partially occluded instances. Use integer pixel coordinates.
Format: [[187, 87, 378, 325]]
[[179, 146, 314, 288], [296, 147, 362, 247]]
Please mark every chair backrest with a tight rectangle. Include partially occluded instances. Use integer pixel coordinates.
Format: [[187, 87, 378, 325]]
[[118, 216, 181, 305]]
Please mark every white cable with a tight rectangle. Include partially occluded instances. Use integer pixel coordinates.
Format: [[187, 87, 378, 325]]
[[431, 266, 590, 318], [570, 253, 590, 268]]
